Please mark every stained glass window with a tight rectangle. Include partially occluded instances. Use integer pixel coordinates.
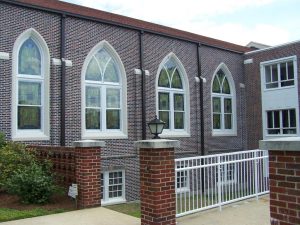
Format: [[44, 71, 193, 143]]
[[158, 58, 185, 131], [17, 38, 43, 130], [212, 69, 234, 132], [85, 48, 122, 132], [18, 38, 41, 76]]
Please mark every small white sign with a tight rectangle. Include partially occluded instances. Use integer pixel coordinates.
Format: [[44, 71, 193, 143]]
[[68, 183, 78, 199]]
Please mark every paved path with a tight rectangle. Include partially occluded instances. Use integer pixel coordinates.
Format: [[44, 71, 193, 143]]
[[1, 207, 140, 225], [1, 196, 269, 225], [178, 195, 270, 225]]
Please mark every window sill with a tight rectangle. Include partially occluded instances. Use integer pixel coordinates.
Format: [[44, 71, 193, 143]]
[[160, 131, 190, 138], [212, 130, 237, 137], [101, 198, 126, 206], [265, 134, 299, 139], [82, 131, 128, 140], [12, 130, 50, 141], [263, 85, 296, 92]]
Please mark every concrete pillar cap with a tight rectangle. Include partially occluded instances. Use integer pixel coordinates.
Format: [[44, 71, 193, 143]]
[[134, 139, 180, 149], [73, 140, 105, 148], [259, 137, 300, 151]]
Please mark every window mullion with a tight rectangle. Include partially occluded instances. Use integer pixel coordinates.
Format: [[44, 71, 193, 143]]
[[170, 91, 174, 130], [278, 64, 281, 88], [279, 110, 283, 134], [287, 109, 290, 128], [104, 172, 108, 202], [41, 81, 45, 131], [221, 96, 224, 130], [102, 86, 106, 132], [271, 111, 274, 131]]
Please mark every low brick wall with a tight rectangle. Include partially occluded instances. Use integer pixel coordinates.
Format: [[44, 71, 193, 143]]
[[269, 150, 300, 225], [30, 145, 76, 187], [30, 141, 104, 209]]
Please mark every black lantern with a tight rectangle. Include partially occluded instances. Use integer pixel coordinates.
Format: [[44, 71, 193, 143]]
[[148, 115, 166, 139]]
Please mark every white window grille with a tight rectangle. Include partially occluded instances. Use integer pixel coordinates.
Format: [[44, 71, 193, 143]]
[[266, 109, 297, 135], [101, 170, 126, 205], [12, 28, 50, 141], [82, 41, 128, 139]]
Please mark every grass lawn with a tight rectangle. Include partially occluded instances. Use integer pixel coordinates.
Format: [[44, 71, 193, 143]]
[[105, 202, 141, 218], [0, 208, 68, 222], [0, 191, 76, 222]]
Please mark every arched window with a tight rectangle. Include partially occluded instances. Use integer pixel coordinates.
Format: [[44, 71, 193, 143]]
[[211, 64, 236, 136], [82, 41, 127, 139], [157, 53, 190, 137], [12, 29, 50, 141]]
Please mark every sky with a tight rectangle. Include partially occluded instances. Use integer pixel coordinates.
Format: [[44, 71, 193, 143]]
[[62, 0, 300, 46]]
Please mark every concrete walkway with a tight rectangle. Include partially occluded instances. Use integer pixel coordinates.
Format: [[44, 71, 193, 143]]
[[178, 195, 270, 225], [1, 196, 269, 225], [0, 207, 140, 225]]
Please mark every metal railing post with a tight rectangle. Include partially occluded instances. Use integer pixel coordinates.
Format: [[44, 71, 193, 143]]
[[218, 156, 222, 211], [254, 151, 259, 201]]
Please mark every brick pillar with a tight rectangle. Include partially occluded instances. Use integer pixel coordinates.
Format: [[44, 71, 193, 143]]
[[73, 140, 105, 209], [135, 139, 180, 225], [260, 138, 300, 225]]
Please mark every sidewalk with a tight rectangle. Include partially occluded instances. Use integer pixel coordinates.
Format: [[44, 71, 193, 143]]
[[1, 207, 140, 225], [1, 196, 269, 225], [177, 195, 270, 225]]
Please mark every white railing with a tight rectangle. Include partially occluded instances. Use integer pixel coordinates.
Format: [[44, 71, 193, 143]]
[[175, 149, 269, 217]]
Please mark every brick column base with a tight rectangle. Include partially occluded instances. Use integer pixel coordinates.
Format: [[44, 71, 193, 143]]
[[260, 138, 300, 225], [74, 140, 105, 209], [269, 150, 300, 225], [136, 140, 180, 225]]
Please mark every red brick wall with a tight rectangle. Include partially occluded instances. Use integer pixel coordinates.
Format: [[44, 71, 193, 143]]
[[32, 145, 102, 209], [269, 150, 300, 225], [75, 146, 101, 209], [140, 148, 176, 225], [244, 43, 300, 149], [32, 146, 76, 187]]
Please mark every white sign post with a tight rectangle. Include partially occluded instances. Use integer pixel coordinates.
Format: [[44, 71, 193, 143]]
[[68, 183, 78, 199]]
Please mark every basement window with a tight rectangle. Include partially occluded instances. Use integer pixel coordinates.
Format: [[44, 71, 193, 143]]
[[101, 170, 126, 205]]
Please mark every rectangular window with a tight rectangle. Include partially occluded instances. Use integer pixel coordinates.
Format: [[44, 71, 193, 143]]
[[264, 60, 295, 89], [176, 163, 189, 193], [159, 92, 170, 129], [106, 88, 121, 130], [212, 97, 221, 129], [18, 81, 42, 129], [101, 170, 125, 204], [174, 94, 184, 129], [224, 98, 232, 129], [266, 109, 297, 135], [217, 163, 236, 185], [86, 86, 101, 130]]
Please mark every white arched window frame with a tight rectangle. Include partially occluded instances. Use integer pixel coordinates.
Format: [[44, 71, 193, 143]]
[[12, 28, 50, 141], [81, 40, 128, 139], [211, 63, 237, 136], [156, 53, 190, 137]]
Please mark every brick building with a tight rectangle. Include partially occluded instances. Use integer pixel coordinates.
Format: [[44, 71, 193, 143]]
[[0, 0, 299, 204]]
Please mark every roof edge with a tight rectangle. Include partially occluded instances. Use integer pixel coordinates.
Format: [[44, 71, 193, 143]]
[[245, 39, 300, 55], [6, 0, 250, 54]]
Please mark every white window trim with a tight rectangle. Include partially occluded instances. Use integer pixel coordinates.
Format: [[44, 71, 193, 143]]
[[265, 108, 299, 138], [11, 28, 50, 141], [211, 63, 237, 136], [218, 163, 237, 185], [261, 56, 297, 92], [260, 56, 299, 139], [81, 40, 128, 140], [101, 170, 126, 206], [176, 165, 190, 193], [156, 52, 190, 138]]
